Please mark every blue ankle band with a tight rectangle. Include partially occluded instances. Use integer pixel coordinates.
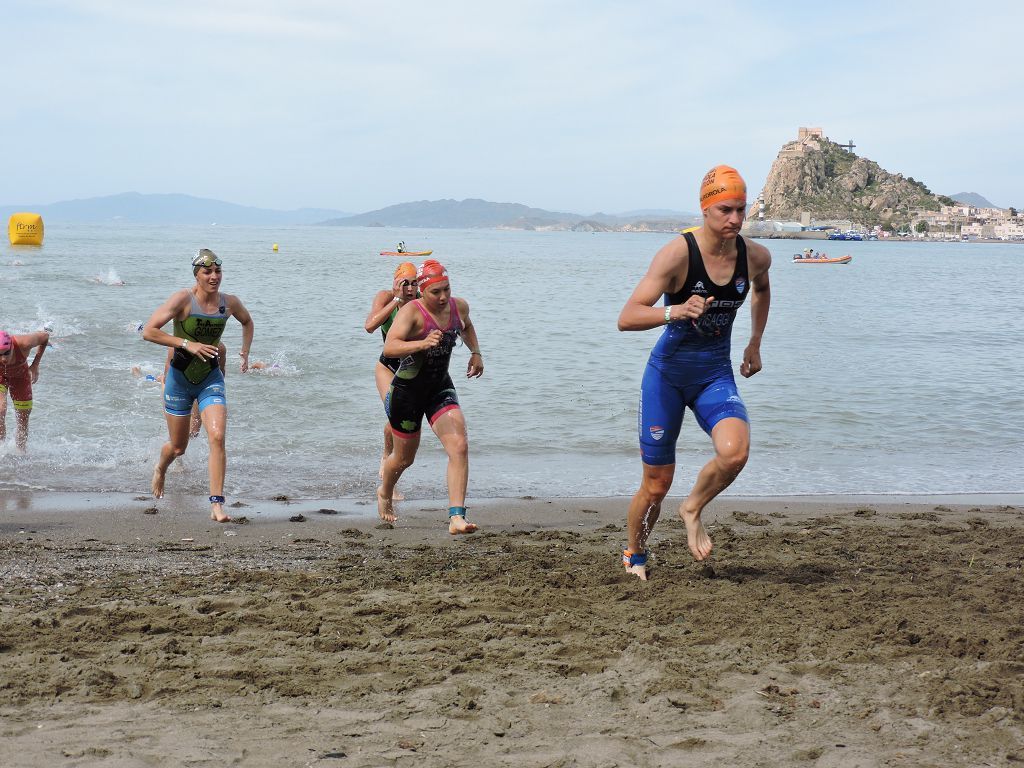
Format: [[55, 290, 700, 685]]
[[448, 506, 467, 518], [209, 495, 226, 504], [624, 549, 649, 567]]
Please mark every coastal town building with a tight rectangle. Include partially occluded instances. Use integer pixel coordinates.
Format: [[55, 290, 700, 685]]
[[912, 204, 1023, 240]]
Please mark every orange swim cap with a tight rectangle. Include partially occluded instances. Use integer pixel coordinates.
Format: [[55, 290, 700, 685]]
[[394, 261, 416, 280], [699, 165, 747, 210], [417, 259, 449, 291]]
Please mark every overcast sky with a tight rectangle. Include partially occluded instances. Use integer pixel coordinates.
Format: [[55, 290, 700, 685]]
[[4, 0, 1021, 213]]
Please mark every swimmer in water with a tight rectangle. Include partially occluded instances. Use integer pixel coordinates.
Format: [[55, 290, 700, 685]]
[[617, 165, 772, 579], [365, 262, 420, 500], [142, 249, 254, 522]]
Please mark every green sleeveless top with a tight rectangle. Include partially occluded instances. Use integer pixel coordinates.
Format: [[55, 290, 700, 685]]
[[171, 292, 228, 384], [380, 304, 399, 340]]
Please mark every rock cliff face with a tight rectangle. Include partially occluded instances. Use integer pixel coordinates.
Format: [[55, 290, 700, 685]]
[[760, 135, 948, 225]]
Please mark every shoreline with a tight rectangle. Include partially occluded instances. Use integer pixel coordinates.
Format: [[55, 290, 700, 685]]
[[2, 493, 1022, 766], [3, 488, 1023, 518]]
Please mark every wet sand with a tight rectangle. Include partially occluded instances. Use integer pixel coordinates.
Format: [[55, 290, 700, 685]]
[[1, 493, 1022, 767]]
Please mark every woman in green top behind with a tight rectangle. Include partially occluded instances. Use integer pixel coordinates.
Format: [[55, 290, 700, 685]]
[[365, 261, 420, 499], [142, 249, 254, 522]]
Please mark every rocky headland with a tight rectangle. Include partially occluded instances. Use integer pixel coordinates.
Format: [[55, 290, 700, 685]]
[[760, 129, 954, 227]]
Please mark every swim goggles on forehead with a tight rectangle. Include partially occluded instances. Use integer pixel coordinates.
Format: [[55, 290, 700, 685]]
[[191, 250, 223, 268]]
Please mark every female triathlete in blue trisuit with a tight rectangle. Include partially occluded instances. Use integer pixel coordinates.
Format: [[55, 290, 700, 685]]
[[617, 166, 772, 579], [365, 261, 420, 498], [142, 249, 254, 522]]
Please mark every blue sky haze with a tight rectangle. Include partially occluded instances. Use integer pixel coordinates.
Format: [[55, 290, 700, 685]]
[[4, 0, 1020, 212]]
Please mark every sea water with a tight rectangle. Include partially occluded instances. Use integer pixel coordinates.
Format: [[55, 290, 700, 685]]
[[1, 224, 1022, 500]]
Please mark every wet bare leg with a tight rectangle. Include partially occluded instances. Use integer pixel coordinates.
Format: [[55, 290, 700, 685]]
[[678, 418, 750, 561], [14, 410, 31, 453], [201, 405, 230, 522], [381, 425, 404, 500], [432, 409, 477, 534], [625, 463, 674, 580], [375, 364, 403, 500], [153, 412, 191, 498], [378, 442, 405, 501], [378, 430, 419, 523], [151, 464, 165, 498], [678, 504, 713, 562], [376, 486, 397, 523], [380, 424, 393, 479]]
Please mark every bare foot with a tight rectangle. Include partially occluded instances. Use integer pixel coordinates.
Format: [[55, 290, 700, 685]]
[[377, 487, 397, 523], [151, 464, 166, 499], [391, 488, 405, 501], [210, 502, 233, 523], [448, 515, 478, 535], [625, 563, 649, 581], [679, 505, 713, 561]]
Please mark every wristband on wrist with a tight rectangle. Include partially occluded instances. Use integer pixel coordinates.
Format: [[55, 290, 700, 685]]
[[664, 306, 672, 324], [470, 350, 482, 356]]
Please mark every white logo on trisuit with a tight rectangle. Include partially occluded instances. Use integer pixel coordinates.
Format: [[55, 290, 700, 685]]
[[693, 280, 706, 292]]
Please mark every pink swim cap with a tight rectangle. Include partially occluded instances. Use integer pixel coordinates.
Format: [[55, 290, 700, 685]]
[[0, 331, 12, 353]]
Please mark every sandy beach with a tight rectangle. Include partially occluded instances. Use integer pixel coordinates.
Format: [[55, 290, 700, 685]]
[[1, 492, 1022, 767]]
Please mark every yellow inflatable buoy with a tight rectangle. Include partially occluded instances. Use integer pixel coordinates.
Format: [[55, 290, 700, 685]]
[[272, 243, 279, 251], [8, 212, 44, 245]]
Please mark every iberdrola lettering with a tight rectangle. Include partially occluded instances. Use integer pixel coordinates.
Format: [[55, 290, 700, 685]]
[[700, 186, 727, 204]]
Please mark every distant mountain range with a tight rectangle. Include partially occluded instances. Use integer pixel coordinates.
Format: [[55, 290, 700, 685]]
[[947, 192, 999, 209], [320, 198, 699, 231], [0, 192, 700, 231], [0, 192, 352, 226]]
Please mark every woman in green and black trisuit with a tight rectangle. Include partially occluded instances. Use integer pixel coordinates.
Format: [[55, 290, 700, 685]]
[[142, 249, 255, 522], [364, 261, 420, 497]]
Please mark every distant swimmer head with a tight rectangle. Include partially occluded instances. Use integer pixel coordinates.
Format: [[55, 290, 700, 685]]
[[394, 261, 417, 280], [417, 259, 449, 291], [192, 248, 223, 275], [699, 165, 746, 211], [0, 330, 12, 354]]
